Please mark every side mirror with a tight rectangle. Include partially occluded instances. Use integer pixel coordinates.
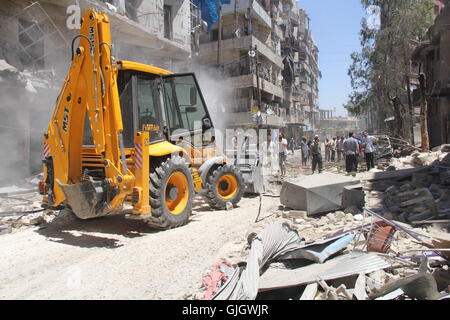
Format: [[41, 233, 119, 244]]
[[190, 86, 197, 106], [202, 117, 212, 129]]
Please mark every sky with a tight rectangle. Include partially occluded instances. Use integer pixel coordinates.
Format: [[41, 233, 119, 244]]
[[297, 0, 367, 117]]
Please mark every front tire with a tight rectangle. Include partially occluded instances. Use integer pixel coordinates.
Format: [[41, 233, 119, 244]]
[[149, 156, 194, 229], [204, 164, 244, 209]]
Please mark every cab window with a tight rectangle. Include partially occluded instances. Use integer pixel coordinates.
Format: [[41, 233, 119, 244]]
[[136, 75, 163, 142], [163, 75, 210, 136]]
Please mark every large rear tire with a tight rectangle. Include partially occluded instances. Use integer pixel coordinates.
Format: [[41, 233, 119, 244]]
[[149, 156, 194, 229], [204, 164, 244, 209]]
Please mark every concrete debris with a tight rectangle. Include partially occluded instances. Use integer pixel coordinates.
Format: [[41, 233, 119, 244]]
[[369, 259, 447, 300], [280, 173, 360, 215], [299, 282, 318, 300], [0, 223, 12, 235], [0, 175, 62, 235]]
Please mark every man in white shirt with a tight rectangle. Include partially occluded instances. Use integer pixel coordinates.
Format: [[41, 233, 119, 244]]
[[262, 134, 276, 176], [362, 131, 378, 171], [278, 133, 288, 177]]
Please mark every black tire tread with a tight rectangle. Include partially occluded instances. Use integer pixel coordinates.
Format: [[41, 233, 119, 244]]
[[149, 156, 194, 229], [204, 164, 245, 209]]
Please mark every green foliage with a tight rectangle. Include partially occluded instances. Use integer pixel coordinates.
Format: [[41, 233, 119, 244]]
[[346, 0, 435, 118]]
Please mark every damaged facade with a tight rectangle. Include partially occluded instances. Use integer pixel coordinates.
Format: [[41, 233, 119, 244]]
[[0, 0, 320, 183], [279, 2, 320, 142], [191, 0, 320, 137], [0, 0, 193, 183], [412, 1, 450, 149]]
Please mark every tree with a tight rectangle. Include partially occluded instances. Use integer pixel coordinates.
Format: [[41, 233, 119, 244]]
[[347, 0, 435, 142]]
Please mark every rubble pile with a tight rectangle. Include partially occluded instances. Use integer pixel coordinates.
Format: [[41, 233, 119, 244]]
[[364, 151, 450, 224], [386, 145, 450, 171], [191, 149, 450, 300], [192, 215, 450, 300], [0, 174, 56, 235]]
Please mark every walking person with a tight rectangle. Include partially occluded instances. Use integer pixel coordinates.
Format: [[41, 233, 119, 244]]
[[325, 138, 331, 162], [343, 132, 360, 176], [300, 137, 309, 167], [307, 139, 313, 164], [311, 135, 323, 174], [331, 137, 337, 162], [278, 133, 288, 177], [337, 136, 345, 162], [289, 138, 296, 155], [362, 131, 378, 171], [262, 134, 276, 176]]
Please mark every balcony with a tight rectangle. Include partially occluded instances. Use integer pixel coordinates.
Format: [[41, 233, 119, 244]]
[[198, 35, 283, 68], [222, 0, 272, 29], [232, 74, 284, 99]]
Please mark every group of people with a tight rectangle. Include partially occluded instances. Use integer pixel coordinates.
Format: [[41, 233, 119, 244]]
[[261, 133, 289, 177], [298, 131, 378, 175], [262, 131, 378, 177], [342, 131, 378, 175]]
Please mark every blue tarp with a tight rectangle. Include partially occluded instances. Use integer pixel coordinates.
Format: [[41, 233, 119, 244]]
[[193, 0, 231, 33]]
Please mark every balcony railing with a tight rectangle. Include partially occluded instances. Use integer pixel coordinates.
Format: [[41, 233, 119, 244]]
[[222, 0, 272, 28]]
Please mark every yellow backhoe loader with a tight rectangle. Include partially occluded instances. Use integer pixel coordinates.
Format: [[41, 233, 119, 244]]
[[39, 9, 244, 229]]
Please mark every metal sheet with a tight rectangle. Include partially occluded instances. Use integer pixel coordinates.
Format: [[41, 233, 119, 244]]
[[278, 234, 355, 263], [258, 251, 392, 292]]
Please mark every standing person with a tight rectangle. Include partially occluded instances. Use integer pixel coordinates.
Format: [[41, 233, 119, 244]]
[[339, 136, 345, 162], [331, 137, 337, 162], [325, 138, 331, 162], [336, 136, 343, 162], [278, 133, 288, 177], [311, 135, 323, 174], [362, 131, 378, 171], [300, 137, 309, 167], [343, 132, 360, 176], [262, 134, 276, 176], [307, 139, 313, 164], [289, 138, 296, 155]]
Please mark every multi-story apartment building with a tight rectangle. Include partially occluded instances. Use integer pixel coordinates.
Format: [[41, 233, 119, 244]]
[[191, 0, 320, 138], [0, 0, 193, 183], [0, 0, 320, 182], [192, 0, 286, 130], [278, 0, 320, 141]]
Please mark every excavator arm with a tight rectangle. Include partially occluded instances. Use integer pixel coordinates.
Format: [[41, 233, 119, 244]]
[[42, 9, 134, 217]]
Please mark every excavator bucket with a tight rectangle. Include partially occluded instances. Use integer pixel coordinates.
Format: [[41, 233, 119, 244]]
[[56, 180, 108, 219]]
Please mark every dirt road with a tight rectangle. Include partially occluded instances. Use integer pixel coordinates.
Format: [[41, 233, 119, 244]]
[[0, 195, 280, 300]]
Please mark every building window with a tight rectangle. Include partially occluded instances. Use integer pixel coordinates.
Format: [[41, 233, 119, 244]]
[[164, 5, 173, 40], [18, 18, 45, 69]]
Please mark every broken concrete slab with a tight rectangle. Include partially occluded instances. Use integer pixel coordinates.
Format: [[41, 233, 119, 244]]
[[354, 273, 368, 300], [299, 283, 318, 300], [0, 224, 12, 235], [280, 173, 360, 216], [370, 272, 445, 300], [342, 184, 365, 210]]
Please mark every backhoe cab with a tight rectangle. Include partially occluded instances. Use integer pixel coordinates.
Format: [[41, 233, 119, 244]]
[[41, 9, 244, 229]]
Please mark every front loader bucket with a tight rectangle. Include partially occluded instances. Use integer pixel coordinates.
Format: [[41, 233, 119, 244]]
[[56, 180, 109, 219]]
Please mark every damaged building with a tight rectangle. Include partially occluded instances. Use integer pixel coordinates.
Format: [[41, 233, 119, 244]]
[[190, 0, 320, 137], [412, 1, 450, 149], [0, 0, 194, 183], [0, 0, 321, 183], [279, 1, 320, 142]]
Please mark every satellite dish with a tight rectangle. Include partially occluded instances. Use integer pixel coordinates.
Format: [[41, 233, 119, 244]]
[[248, 50, 256, 58]]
